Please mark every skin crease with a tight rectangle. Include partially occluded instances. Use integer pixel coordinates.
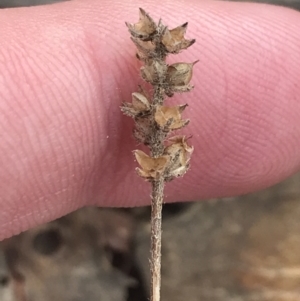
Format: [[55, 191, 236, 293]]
[[0, 0, 300, 240]]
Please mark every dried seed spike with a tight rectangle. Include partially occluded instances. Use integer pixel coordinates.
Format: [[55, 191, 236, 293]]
[[122, 9, 196, 301], [126, 8, 157, 41]]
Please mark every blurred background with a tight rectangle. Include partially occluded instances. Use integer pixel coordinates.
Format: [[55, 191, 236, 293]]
[[1, 1, 300, 300]]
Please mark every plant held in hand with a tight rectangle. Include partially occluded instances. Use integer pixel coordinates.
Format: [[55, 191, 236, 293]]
[[122, 8, 196, 301]]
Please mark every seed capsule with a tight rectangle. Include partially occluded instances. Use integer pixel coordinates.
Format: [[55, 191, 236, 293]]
[[126, 8, 157, 41], [166, 61, 198, 86], [120, 92, 150, 118], [134, 150, 170, 180], [154, 105, 189, 130], [165, 61, 198, 96], [164, 136, 193, 180], [140, 61, 167, 85], [162, 23, 195, 53]]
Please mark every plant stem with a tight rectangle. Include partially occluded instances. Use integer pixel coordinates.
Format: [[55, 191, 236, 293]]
[[153, 86, 165, 106], [149, 74, 166, 301], [150, 177, 164, 301]]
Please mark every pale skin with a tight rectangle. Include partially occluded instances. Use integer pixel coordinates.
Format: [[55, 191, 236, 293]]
[[1, 0, 300, 240]]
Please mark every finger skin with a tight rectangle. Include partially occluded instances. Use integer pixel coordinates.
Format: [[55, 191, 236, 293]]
[[0, 0, 300, 239]]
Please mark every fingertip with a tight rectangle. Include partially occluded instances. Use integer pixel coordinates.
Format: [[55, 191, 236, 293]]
[[1, 0, 300, 240]]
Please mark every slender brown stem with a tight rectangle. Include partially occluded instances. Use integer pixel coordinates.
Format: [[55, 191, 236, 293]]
[[153, 86, 165, 106], [150, 177, 164, 301], [150, 85, 166, 157], [149, 75, 166, 301]]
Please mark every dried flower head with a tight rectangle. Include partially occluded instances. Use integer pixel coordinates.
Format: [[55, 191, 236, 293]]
[[122, 8, 195, 179], [122, 9, 196, 301]]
